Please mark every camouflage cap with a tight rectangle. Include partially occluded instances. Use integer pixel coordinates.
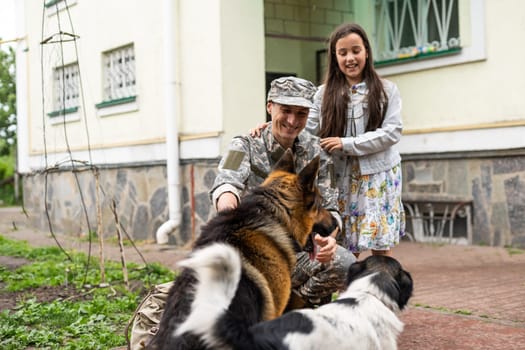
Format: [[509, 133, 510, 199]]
[[267, 76, 317, 108]]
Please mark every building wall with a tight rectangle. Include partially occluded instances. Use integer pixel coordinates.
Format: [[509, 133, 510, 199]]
[[18, 0, 266, 171], [219, 0, 266, 152], [22, 160, 220, 246], [380, 0, 525, 155], [393, 0, 525, 132], [365, 0, 525, 248], [17, 0, 525, 249], [26, 0, 167, 155], [16, 0, 265, 245]]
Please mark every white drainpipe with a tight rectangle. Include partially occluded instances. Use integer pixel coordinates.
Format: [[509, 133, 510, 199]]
[[14, 1, 29, 175], [156, 0, 182, 244]]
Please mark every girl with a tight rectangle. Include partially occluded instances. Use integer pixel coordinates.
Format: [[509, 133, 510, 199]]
[[308, 23, 405, 257]]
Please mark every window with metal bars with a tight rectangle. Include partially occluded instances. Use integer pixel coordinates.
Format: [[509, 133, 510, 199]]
[[50, 62, 79, 116], [374, 0, 460, 66], [102, 44, 136, 103]]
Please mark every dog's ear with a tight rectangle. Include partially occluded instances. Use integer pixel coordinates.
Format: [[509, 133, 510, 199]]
[[298, 155, 320, 192], [346, 260, 366, 285], [396, 270, 414, 310], [273, 148, 296, 173]]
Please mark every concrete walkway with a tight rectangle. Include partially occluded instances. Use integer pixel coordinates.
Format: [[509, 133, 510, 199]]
[[1, 207, 524, 349]]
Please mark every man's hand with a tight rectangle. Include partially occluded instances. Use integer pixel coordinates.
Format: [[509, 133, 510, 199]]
[[314, 234, 337, 264], [216, 192, 238, 212]]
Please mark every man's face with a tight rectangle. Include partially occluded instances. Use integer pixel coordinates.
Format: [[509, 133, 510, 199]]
[[267, 102, 309, 149]]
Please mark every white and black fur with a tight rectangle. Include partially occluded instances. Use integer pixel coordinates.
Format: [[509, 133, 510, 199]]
[[175, 244, 413, 350]]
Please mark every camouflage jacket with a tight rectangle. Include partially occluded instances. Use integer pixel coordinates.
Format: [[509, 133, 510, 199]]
[[210, 125, 341, 228]]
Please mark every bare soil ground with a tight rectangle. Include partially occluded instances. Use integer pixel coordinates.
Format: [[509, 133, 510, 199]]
[[0, 255, 95, 312]]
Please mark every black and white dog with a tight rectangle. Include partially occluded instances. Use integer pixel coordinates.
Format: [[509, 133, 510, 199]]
[[172, 243, 413, 350]]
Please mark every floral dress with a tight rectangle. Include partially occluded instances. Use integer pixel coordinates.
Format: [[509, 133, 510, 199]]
[[343, 158, 405, 252]]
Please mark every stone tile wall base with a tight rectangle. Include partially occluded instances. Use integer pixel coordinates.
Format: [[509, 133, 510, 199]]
[[21, 160, 219, 246], [402, 154, 525, 248], [21, 155, 525, 248]]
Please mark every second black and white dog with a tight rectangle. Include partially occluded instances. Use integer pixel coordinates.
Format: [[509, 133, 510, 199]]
[[172, 243, 413, 350]]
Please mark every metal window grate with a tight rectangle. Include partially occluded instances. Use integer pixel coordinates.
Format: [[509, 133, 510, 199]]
[[54, 63, 80, 111], [374, 0, 460, 62], [103, 45, 136, 101]]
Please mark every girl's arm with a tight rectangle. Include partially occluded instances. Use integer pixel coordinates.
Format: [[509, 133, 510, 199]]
[[341, 81, 403, 156]]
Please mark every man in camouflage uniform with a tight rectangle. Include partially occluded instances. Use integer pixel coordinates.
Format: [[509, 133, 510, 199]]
[[211, 76, 355, 307], [128, 76, 355, 349]]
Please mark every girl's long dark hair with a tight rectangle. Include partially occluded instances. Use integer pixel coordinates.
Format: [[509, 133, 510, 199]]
[[319, 23, 388, 138]]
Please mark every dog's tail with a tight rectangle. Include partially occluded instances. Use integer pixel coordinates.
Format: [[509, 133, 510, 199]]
[[174, 243, 241, 347]]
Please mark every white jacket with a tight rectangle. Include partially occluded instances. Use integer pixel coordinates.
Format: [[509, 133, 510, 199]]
[[307, 79, 403, 176]]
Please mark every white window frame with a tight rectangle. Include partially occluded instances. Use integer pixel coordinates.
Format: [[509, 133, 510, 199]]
[[375, 0, 485, 76]]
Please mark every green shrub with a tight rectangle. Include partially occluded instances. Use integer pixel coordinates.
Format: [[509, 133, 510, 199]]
[[0, 153, 20, 206], [0, 154, 14, 179]]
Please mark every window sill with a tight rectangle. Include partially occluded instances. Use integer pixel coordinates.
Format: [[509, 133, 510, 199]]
[[96, 96, 138, 117], [375, 47, 462, 68], [45, 0, 62, 7], [45, 0, 77, 15], [48, 107, 80, 125], [47, 106, 78, 117]]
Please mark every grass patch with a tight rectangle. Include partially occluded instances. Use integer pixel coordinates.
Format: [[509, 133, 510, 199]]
[[427, 242, 447, 248], [413, 303, 474, 316], [505, 246, 525, 256], [0, 235, 175, 349], [454, 309, 473, 316], [77, 231, 136, 247]]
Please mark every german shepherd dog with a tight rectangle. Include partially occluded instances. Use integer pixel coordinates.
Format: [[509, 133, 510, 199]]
[[148, 149, 337, 349], [171, 250, 413, 350]]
